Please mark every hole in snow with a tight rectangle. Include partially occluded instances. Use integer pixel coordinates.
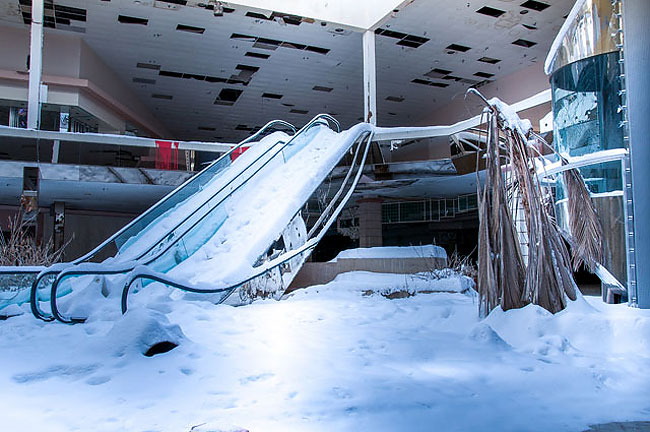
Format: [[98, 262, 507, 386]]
[[144, 341, 178, 357]]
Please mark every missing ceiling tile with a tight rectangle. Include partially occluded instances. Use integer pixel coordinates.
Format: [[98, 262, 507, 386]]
[[411, 79, 449, 88], [133, 77, 156, 84], [446, 44, 471, 52], [305, 46, 330, 55], [521, 0, 550, 11], [262, 93, 283, 99], [376, 28, 429, 48], [476, 6, 506, 18], [478, 56, 501, 64], [176, 24, 205, 34], [512, 38, 537, 47], [312, 86, 333, 92], [375, 28, 408, 40], [118, 15, 148, 25], [385, 96, 404, 102], [137, 63, 161, 70], [290, 109, 309, 114], [425, 68, 453, 78], [245, 51, 270, 59], [151, 93, 173, 100], [159, 70, 183, 78], [215, 88, 243, 105], [474, 71, 495, 78]]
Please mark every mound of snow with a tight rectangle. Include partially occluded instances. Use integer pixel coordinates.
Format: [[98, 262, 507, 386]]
[[105, 308, 185, 357]]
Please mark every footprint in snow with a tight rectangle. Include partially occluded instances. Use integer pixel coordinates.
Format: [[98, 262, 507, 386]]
[[332, 386, 352, 399], [13, 364, 100, 383], [86, 375, 111, 385], [240, 372, 274, 384]]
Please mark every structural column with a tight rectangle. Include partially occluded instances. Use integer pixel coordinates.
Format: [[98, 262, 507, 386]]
[[358, 198, 383, 248], [27, 0, 44, 130], [623, 0, 650, 308], [362, 30, 377, 126]]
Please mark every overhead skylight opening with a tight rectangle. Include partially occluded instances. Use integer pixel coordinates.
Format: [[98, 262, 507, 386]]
[[132, 77, 156, 84], [262, 93, 283, 99], [376, 28, 429, 49], [446, 44, 471, 52], [425, 68, 452, 78], [476, 6, 506, 18], [478, 56, 501, 64], [411, 79, 449, 88], [158, 0, 188, 5], [176, 24, 205, 34], [245, 52, 271, 59], [512, 38, 537, 48], [137, 63, 161, 70], [215, 88, 243, 106], [118, 15, 148, 25], [521, 0, 550, 11], [231, 33, 330, 55]]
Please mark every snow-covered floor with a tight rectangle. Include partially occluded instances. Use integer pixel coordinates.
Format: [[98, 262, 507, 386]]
[[1, 271, 650, 432]]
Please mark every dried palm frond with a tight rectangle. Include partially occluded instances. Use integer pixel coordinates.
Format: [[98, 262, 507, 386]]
[[469, 88, 582, 315], [562, 163, 604, 272], [476, 109, 526, 317]]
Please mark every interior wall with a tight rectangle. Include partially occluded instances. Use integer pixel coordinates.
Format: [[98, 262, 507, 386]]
[[387, 63, 552, 162], [78, 41, 169, 137], [420, 63, 551, 127], [0, 24, 168, 137]]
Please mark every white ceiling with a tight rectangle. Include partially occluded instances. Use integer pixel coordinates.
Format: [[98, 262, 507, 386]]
[[0, 0, 573, 142]]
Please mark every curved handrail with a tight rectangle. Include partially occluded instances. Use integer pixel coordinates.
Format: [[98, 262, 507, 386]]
[[49, 114, 340, 323], [29, 119, 296, 321], [120, 128, 374, 313]]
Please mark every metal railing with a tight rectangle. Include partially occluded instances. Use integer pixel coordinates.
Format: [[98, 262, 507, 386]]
[[47, 114, 340, 323], [22, 119, 296, 321], [120, 127, 374, 314]]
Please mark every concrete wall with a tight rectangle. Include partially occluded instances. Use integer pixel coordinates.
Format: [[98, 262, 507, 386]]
[[288, 256, 447, 290]]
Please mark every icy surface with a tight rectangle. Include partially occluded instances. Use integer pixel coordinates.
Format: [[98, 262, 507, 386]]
[[332, 245, 447, 261], [2, 271, 650, 431]]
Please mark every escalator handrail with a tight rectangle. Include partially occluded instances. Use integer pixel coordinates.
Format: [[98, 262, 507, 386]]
[[29, 119, 296, 321], [120, 128, 374, 314], [49, 114, 341, 323], [78, 119, 297, 264]]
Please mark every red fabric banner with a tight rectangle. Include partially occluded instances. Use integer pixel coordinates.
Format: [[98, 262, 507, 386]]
[[155, 140, 179, 170], [230, 146, 250, 162]]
